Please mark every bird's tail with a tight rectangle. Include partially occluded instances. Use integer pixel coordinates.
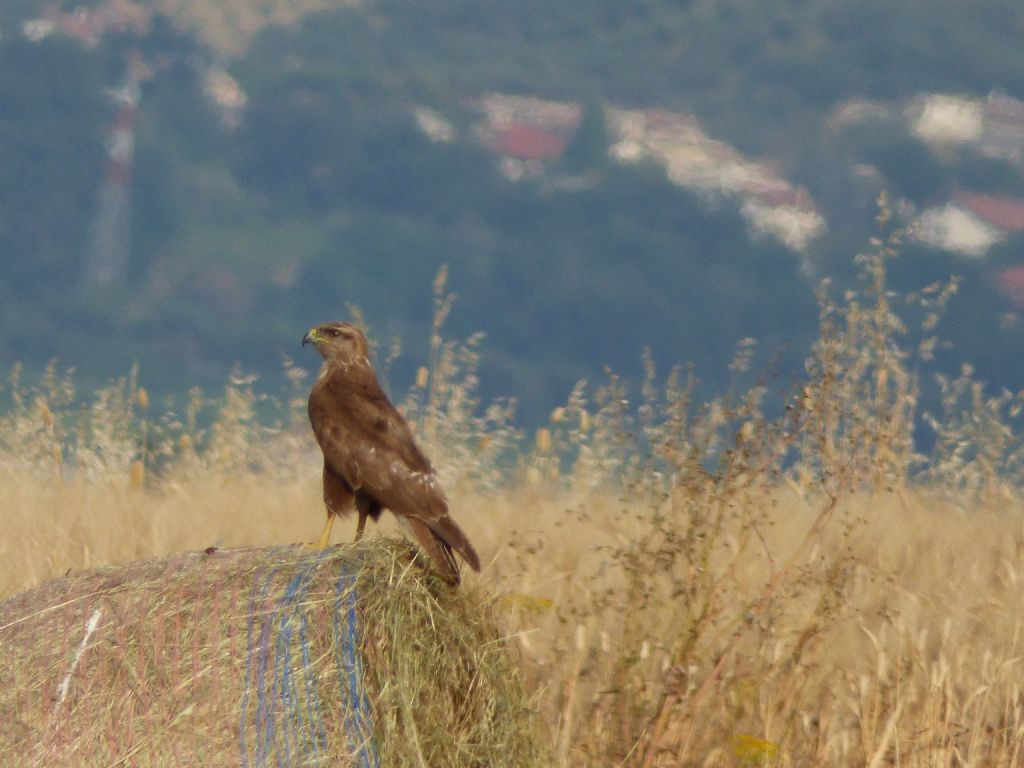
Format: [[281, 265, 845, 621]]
[[402, 517, 464, 585], [428, 515, 481, 573]]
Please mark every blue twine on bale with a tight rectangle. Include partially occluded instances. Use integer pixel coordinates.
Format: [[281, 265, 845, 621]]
[[274, 557, 328, 765], [239, 549, 377, 768], [335, 571, 380, 768], [241, 560, 279, 768], [297, 608, 330, 757]]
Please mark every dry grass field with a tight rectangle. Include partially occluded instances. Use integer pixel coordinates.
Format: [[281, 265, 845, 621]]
[[4, 246, 1024, 765]]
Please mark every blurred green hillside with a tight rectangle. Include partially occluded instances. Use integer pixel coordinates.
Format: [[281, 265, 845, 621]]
[[2, 0, 1024, 420]]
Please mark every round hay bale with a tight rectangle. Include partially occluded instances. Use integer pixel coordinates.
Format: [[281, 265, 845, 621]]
[[0, 539, 547, 767]]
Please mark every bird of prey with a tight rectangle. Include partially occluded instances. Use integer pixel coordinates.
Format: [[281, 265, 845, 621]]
[[302, 321, 481, 585]]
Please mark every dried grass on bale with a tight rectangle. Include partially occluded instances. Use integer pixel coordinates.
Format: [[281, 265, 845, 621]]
[[0, 538, 547, 767]]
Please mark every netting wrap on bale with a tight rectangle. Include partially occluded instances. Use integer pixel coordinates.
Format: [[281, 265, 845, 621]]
[[0, 540, 546, 767]]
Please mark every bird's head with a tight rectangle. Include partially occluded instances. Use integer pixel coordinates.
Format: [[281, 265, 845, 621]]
[[302, 321, 370, 362]]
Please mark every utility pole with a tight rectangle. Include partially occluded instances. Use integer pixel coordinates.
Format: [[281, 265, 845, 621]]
[[83, 51, 149, 290]]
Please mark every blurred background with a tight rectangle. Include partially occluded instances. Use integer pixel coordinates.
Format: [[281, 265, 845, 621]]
[[3, 0, 1024, 424]]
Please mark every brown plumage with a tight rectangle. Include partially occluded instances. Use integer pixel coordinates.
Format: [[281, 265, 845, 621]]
[[302, 321, 481, 585]]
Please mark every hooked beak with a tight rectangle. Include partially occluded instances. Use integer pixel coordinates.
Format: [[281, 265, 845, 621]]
[[302, 328, 318, 347]]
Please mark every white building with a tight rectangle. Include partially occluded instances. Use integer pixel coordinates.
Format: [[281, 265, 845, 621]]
[[915, 204, 1002, 257]]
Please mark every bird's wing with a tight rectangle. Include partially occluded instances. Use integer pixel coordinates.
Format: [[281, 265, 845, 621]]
[[309, 372, 429, 493], [368, 454, 480, 574], [310, 372, 480, 572]]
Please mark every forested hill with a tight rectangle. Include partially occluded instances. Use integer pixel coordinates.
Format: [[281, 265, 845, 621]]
[[3, 0, 1024, 422]]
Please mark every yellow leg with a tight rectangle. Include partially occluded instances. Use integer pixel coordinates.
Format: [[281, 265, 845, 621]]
[[354, 510, 367, 542], [312, 512, 336, 549]]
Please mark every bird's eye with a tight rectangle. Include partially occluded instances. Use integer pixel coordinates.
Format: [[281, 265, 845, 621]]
[[326, 328, 340, 337]]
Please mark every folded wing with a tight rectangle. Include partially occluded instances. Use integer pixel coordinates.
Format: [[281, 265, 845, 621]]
[[308, 373, 481, 581]]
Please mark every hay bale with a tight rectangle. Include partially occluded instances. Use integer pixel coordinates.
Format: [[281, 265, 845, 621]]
[[0, 539, 546, 767]]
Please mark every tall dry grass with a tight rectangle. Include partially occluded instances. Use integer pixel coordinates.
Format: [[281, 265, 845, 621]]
[[4, 219, 1024, 765]]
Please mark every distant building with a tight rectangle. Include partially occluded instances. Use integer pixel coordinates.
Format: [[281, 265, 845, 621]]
[[22, 18, 56, 42], [956, 192, 1024, 233], [903, 90, 1024, 167], [489, 123, 566, 160], [996, 264, 1024, 307], [742, 186, 825, 253], [413, 107, 455, 143], [475, 93, 582, 136], [979, 91, 1024, 164], [608, 106, 825, 252], [826, 99, 893, 131], [472, 93, 581, 179], [23, 1, 149, 47], [909, 94, 983, 146], [461, 93, 826, 249], [202, 68, 248, 130], [916, 204, 1003, 257], [915, 192, 1024, 257]]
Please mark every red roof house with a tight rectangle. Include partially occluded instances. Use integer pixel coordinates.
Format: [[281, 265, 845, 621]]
[[489, 122, 566, 160], [955, 192, 1024, 233], [996, 264, 1024, 306]]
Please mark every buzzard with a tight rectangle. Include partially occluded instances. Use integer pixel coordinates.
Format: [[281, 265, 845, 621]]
[[302, 321, 481, 585]]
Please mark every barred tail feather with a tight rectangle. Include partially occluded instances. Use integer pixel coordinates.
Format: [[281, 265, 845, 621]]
[[427, 515, 481, 573], [403, 517, 462, 585]]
